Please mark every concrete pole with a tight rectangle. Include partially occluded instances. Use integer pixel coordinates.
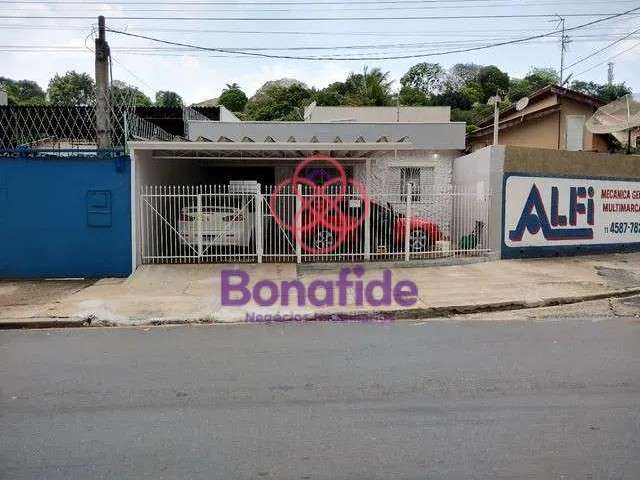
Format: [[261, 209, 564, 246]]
[[492, 100, 499, 146], [95, 15, 112, 149]]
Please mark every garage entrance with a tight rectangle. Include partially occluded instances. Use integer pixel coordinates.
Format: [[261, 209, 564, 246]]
[[131, 142, 492, 268]]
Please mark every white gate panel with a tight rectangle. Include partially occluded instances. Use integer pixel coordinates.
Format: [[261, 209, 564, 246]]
[[139, 184, 492, 264]]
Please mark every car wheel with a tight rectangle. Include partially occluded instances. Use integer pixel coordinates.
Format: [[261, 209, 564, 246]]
[[409, 229, 431, 252], [312, 228, 337, 250]]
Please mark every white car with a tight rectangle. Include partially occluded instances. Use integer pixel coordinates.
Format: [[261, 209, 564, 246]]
[[178, 197, 255, 248]]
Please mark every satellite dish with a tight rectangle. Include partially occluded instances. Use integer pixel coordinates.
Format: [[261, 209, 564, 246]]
[[515, 97, 529, 111], [586, 93, 640, 148]]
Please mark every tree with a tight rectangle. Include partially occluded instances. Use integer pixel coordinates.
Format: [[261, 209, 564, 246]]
[[445, 63, 482, 90], [570, 80, 632, 103], [398, 86, 429, 106], [0, 77, 46, 105], [244, 82, 314, 120], [110, 80, 152, 107], [47, 71, 95, 106], [315, 81, 349, 106], [508, 78, 531, 102], [430, 88, 473, 110], [595, 83, 632, 103], [477, 65, 510, 103], [218, 83, 248, 112], [400, 62, 446, 97], [524, 67, 559, 92], [155, 90, 183, 108], [342, 67, 394, 106]]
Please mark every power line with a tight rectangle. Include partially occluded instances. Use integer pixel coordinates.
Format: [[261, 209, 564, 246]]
[[4, 0, 632, 4], [3, 12, 640, 21], [6, 0, 639, 11], [5, 32, 640, 52], [101, 5, 640, 60], [564, 24, 640, 69], [571, 41, 640, 77]]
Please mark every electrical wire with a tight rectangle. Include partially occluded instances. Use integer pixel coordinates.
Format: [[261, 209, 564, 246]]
[[570, 41, 640, 77], [3, 12, 640, 21], [97, 5, 640, 60], [564, 25, 640, 68], [4, 0, 634, 4], [6, 0, 639, 12], [4, 32, 640, 52]]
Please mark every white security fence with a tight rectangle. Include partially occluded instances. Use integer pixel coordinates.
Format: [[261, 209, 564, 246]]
[[138, 184, 491, 264]]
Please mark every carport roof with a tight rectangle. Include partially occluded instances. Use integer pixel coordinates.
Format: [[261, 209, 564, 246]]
[[128, 141, 416, 151]]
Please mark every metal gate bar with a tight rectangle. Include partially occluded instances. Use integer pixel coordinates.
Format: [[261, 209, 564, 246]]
[[139, 184, 492, 265]]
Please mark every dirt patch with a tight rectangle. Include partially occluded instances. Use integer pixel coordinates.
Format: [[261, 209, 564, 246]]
[[0, 280, 95, 307], [595, 267, 640, 290]]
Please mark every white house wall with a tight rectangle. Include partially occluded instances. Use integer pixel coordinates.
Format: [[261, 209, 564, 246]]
[[186, 121, 465, 150], [453, 145, 506, 257], [303, 105, 452, 123], [360, 150, 457, 238]]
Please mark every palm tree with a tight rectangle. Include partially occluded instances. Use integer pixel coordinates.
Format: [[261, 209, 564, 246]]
[[345, 67, 393, 106]]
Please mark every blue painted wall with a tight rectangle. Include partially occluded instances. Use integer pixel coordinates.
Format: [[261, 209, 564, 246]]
[[0, 153, 131, 278]]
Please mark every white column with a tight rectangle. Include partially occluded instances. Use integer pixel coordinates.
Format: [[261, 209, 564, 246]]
[[255, 186, 264, 264], [404, 183, 412, 262]]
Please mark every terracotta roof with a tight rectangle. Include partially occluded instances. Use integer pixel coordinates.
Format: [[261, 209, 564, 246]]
[[467, 104, 562, 139], [476, 85, 604, 128]]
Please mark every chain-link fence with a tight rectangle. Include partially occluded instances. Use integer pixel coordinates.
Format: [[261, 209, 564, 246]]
[[0, 82, 206, 149]]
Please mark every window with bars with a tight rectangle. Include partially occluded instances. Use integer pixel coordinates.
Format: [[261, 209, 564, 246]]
[[400, 167, 421, 201]]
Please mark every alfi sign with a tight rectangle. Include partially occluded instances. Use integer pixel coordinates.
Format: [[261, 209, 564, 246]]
[[503, 174, 640, 254]]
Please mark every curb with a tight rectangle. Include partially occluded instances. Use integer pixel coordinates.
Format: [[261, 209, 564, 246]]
[[2, 287, 640, 330]]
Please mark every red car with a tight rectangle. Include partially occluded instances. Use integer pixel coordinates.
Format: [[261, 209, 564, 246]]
[[306, 199, 443, 253]]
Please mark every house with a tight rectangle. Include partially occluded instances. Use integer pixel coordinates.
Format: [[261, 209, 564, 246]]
[[177, 104, 464, 199], [467, 86, 615, 153], [129, 104, 466, 267]]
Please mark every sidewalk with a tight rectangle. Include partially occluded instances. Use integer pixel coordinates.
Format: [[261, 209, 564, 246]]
[[1, 253, 639, 327]]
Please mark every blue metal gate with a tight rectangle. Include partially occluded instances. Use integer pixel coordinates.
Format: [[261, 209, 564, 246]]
[[0, 150, 131, 278]]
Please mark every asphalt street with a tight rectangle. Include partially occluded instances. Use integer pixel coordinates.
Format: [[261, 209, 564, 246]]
[[1, 317, 640, 479]]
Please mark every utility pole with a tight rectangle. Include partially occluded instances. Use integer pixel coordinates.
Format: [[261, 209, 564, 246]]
[[95, 15, 111, 149], [557, 16, 568, 86], [607, 62, 614, 85]]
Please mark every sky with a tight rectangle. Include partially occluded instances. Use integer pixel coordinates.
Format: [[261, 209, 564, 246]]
[[1, 0, 640, 104]]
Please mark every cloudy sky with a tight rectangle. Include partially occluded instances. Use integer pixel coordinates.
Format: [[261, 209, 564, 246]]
[[2, 0, 639, 104]]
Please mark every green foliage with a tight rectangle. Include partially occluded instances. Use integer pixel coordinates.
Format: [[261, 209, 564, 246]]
[[445, 63, 482, 90], [430, 88, 473, 110], [245, 82, 314, 120], [508, 78, 531, 102], [345, 67, 394, 106], [398, 86, 429, 106], [314, 82, 345, 106], [570, 80, 631, 103], [110, 80, 152, 107], [47, 71, 95, 106], [315, 67, 393, 107], [0, 77, 47, 105], [218, 83, 248, 112], [400, 62, 446, 97], [524, 67, 559, 92], [477, 65, 510, 103], [155, 90, 183, 108]]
